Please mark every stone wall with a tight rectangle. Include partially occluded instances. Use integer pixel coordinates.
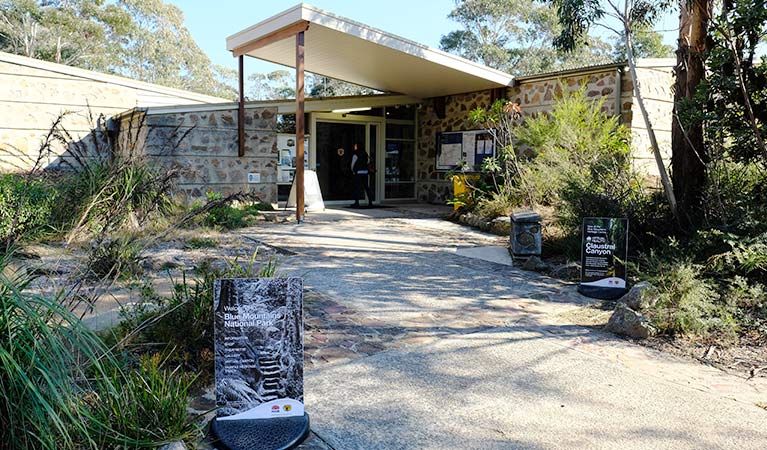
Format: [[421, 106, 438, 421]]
[[415, 60, 675, 202], [509, 61, 675, 182], [119, 107, 278, 204], [416, 90, 493, 203], [508, 68, 630, 118], [627, 64, 675, 179], [0, 52, 226, 172]]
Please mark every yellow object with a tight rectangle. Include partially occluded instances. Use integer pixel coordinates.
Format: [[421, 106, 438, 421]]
[[452, 174, 478, 211]]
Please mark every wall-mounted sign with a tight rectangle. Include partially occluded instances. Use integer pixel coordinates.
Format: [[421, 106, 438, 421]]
[[578, 218, 629, 300], [436, 130, 495, 171], [214, 278, 304, 421]]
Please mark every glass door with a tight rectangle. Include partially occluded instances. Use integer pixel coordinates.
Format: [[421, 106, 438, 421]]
[[315, 121, 366, 202], [312, 113, 385, 205]]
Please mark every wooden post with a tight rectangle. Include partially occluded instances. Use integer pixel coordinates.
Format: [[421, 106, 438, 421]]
[[238, 55, 245, 158], [295, 31, 305, 222]]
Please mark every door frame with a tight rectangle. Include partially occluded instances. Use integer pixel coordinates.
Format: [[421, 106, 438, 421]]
[[310, 112, 385, 204]]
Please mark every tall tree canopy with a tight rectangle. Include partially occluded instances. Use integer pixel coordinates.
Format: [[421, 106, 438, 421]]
[[0, 0, 236, 98], [548, 0, 680, 219], [612, 25, 674, 59], [439, 0, 613, 75], [248, 71, 374, 101]]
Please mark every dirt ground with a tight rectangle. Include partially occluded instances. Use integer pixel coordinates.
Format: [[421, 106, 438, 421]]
[[12, 216, 766, 381], [558, 300, 767, 381]]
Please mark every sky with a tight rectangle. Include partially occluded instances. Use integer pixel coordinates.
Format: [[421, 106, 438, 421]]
[[176, 0, 457, 79], [174, 0, 680, 79]]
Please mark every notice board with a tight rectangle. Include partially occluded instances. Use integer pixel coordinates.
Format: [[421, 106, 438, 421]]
[[436, 130, 495, 171]]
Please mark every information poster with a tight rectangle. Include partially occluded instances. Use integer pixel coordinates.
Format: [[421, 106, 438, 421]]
[[214, 278, 304, 421], [436, 130, 494, 170], [474, 132, 494, 166], [436, 133, 464, 170], [578, 218, 629, 300]]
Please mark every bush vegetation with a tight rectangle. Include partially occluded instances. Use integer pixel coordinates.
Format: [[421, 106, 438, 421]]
[[0, 251, 196, 449], [461, 86, 767, 343], [200, 191, 275, 230], [0, 111, 280, 448], [103, 252, 280, 387], [0, 173, 56, 248]]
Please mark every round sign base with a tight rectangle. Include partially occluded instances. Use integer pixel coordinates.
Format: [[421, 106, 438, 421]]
[[578, 285, 627, 300], [210, 413, 310, 450]]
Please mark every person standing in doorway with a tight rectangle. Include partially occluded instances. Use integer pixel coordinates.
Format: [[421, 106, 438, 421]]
[[350, 143, 373, 208]]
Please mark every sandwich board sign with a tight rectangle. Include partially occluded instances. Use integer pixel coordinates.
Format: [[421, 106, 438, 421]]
[[578, 218, 629, 300], [213, 278, 305, 421]]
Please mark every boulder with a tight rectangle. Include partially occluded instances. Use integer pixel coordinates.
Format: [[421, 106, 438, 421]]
[[519, 255, 549, 272], [551, 262, 581, 280], [620, 281, 659, 311], [490, 216, 511, 235], [604, 303, 656, 339], [142, 253, 184, 271]]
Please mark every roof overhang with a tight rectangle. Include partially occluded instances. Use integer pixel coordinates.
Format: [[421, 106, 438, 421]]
[[226, 3, 514, 99], [126, 94, 422, 116]]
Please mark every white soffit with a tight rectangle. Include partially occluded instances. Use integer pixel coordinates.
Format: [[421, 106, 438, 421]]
[[226, 3, 514, 99]]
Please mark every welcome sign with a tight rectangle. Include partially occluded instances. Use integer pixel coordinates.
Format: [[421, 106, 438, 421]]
[[578, 218, 629, 300], [213, 278, 304, 421]]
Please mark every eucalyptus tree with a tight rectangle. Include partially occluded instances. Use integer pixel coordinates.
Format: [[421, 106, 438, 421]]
[[440, 0, 613, 76], [0, 0, 236, 98], [0, 0, 132, 69], [549, 0, 680, 221], [611, 24, 674, 58]]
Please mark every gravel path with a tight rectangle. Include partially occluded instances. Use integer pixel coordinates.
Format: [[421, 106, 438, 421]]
[[240, 206, 767, 450]]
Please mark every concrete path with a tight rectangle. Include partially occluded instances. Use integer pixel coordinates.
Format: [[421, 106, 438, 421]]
[[243, 206, 767, 449]]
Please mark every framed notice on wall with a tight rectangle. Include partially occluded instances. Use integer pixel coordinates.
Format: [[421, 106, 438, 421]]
[[436, 130, 495, 171]]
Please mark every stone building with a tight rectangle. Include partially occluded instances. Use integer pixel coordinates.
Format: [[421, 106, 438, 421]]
[[417, 60, 674, 202], [0, 4, 675, 206], [0, 51, 228, 172]]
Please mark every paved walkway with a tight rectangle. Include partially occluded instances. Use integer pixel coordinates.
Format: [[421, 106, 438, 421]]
[[242, 206, 767, 450]]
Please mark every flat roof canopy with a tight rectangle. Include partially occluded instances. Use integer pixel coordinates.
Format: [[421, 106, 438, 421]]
[[226, 3, 514, 99]]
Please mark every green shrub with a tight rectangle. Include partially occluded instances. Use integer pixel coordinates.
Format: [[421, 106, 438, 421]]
[[725, 277, 767, 336], [89, 354, 199, 446], [467, 87, 652, 238], [634, 252, 738, 338], [706, 231, 767, 281], [185, 236, 218, 249], [513, 85, 637, 209], [54, 155, 176, 241], [0, 250, 168, 449], [87, 238, 144, 280], [703, 161, 767, 236], [0, 174, 55, 245], [106, 252, 279, 385], [202, 191, 274, 230]]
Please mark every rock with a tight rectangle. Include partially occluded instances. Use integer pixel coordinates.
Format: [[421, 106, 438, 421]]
[[604, 303, 656, 339], [551, 262, 581, 280], [620, 281, 658, 311], [158, 442, 187, 450], [490, 216, 511, 235], [519, 255, 549, 272], [142, 253, 184, 271]]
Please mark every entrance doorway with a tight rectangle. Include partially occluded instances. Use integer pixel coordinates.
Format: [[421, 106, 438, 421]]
[[314, 120, 380, 203]]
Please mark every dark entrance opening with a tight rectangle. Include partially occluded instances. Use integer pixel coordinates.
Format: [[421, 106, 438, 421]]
[[315, 122, 367, 202]]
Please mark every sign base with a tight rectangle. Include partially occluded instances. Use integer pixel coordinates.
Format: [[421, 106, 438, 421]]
[[210, 413, 310, 450], [578, 285, 627, 300]]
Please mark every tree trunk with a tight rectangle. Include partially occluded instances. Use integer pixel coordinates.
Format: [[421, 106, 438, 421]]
[[671, 0, 710, 226]]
